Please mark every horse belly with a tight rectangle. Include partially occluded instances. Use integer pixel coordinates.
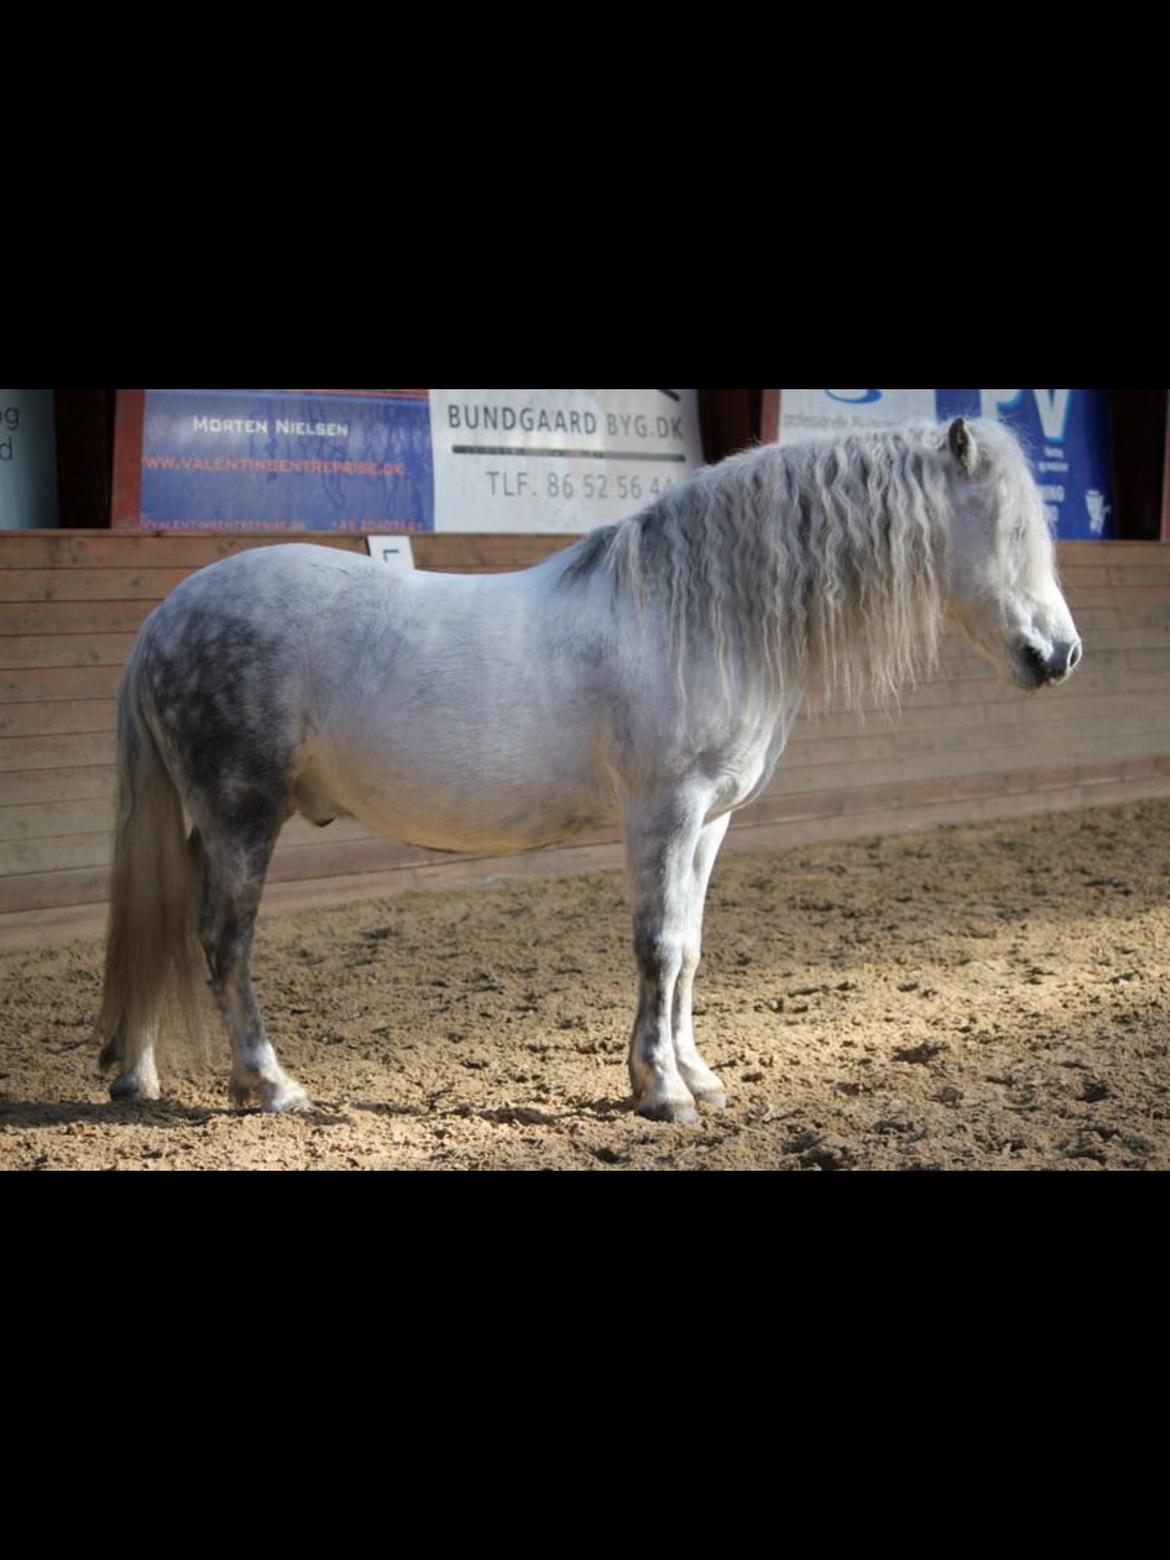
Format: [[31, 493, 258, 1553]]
[[354, 787, 614, 855], [310, 710, 615, 856]]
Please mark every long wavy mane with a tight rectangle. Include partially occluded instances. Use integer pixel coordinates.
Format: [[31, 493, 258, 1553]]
[[558, 419, 1039, 710]]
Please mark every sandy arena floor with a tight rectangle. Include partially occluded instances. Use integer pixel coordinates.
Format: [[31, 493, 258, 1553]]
[[3, 799, 1169, 1171]]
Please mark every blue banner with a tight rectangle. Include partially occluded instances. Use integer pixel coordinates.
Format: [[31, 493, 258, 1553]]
[[138, 388, 434, 531], [936, 389, 1114, 540]]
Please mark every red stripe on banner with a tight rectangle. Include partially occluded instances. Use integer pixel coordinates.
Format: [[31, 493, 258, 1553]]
[[111, 389, 146, 528]]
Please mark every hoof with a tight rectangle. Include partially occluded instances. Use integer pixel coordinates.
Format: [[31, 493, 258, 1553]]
[[635, 1095, 699, 1125], [229, 1076, 313, 1113], [693, 1087, 727, 1109], [261, 1080, 314, 1114], [109, 1072, 161, 1102], [678, 1059, 726, 1108]]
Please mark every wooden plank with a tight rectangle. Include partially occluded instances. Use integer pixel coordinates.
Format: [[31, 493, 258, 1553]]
[[1051, 606, 1121, 632], [721, 773, 1170, 857], [0, 531, 369, 569], [0, 864, 110, 912], [0, 600, 156, 637], [782, 705, 1170, 769], [1, 666, 124, 703], [1123, 646, 1170, 672], [0, 900, 110, 951], [1063, 541, 1170, 555], [0, 634, 138, 670], [793, 683, 1170, 742], [0, 842, 444, 914], [765, 725, 1170, 795], [1061, 586, 1170, 610], [0, 819, 407, 872], [1106, 564, 1170, 585], [0, 832, 114, 876], [0, 812, 458, 878], [734, 757, 1170, 835], [0, 568, 193, 603], [0, 530, 576, 575], [0, 731, 118, 773], [0, 797, 114, 842], [0, 700, 117, 739], [0, 822, 553, 891], [1062, 563, 1170, 587], [0, 802, 384, 849], [0, 766, 115, 807]]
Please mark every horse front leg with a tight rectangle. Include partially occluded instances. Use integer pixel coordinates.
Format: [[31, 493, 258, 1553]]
[[624, 794, 709, 1124], [671, 812, 731, 1108]]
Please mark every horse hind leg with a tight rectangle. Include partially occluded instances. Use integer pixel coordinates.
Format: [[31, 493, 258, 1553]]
[[102, 1030, 161, 1101], [195, 810, 312, 1113]]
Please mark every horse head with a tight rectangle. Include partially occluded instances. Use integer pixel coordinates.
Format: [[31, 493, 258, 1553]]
[[942, 417, 1082, 690]]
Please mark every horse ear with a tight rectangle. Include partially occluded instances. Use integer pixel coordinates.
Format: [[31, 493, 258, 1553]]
[[948, 417, 976, 475]]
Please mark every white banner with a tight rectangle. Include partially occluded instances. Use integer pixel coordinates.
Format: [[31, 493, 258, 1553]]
[[779, 389, 937, 442], [429, 388, 703, 532]]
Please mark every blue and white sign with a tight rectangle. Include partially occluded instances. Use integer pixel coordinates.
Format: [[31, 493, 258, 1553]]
[[780, 388, 938, 436], [137, 388, 434, 532], [779, 389, 1115, 539]]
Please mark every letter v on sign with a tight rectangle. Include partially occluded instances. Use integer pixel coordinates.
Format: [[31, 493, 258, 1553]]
[[1030, 389, 1073, 443], [979, 388, 1073, 444]]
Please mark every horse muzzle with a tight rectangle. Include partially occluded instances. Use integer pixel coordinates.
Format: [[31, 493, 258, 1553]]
[[1015, 637, 1083, 689]]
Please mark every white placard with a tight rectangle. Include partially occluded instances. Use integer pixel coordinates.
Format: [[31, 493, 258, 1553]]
[[429, 388, 703, 532], [367, 534, 416, 573], [779, 389, 938, 443]]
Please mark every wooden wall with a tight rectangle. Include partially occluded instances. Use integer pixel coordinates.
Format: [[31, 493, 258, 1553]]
[[3, 531, 1170, 946]]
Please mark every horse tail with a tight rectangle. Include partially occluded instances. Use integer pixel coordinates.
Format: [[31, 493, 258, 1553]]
[[97, 645, 206, 1082]]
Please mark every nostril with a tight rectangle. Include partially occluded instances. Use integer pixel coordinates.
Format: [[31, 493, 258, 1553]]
[[1068, 641, 1082, 671], [1022, 644, 1047, 680]]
